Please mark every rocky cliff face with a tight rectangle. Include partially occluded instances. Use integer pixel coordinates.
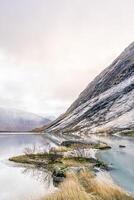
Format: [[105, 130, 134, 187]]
[[44, 42, 134, 135]]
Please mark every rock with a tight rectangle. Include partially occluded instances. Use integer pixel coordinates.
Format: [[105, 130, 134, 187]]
[[119, 145, 126, 148], [98, 144, 112, 150], [52, 167, 66, 186], [94, 160, 109, 170], [61, 140, 96, 147]]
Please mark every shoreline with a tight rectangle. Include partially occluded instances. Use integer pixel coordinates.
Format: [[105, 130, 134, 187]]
[[8, 137, 134, 199], [94, 135, 134, 195]]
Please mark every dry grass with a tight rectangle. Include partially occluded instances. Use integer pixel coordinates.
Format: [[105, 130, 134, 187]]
[[42, 171, 134, 200], [62, 158, 84, 167], [78, 171, 134, 200], [42, 173, 94, 200], [50, 146, 71, 153], [62, 157, 93, 168]]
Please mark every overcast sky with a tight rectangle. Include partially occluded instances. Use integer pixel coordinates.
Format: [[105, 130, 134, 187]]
[[0, 0, 134, 117]]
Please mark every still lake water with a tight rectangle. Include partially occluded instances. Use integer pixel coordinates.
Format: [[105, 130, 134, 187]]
[[0, 134, 55, 200], [0, 134, 134, 200], [97, 135, 134, 193]]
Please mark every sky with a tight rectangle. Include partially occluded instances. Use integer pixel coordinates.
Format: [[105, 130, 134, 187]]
[[0, 0, 134, 118]]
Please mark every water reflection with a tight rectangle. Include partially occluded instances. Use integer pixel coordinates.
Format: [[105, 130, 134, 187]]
[[0, 134, 55, 200], [97, 135, 134, 193], [22, 166, 53, 189]]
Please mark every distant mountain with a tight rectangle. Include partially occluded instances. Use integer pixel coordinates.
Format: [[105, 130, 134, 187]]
[[42, 42, 134, 135], [0, 107, 51, 132]]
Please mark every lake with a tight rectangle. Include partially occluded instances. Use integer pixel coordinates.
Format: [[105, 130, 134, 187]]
[[97, 135, 134, 193], [0, 134, 55, 200], [1, 133, 134, 200]]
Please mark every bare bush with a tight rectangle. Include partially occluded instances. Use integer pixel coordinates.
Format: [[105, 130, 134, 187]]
[[23, 145, 37, 155]]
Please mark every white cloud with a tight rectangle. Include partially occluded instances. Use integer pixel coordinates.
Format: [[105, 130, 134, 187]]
[[0, 0, 134, 117]]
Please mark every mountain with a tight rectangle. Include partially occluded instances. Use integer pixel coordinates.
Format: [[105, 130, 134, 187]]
[[0, 107, 51, 132], [41, 42, 134, 136]]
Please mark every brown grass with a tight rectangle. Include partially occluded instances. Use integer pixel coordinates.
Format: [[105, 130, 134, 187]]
[[42, 173, 94, 200], [50, 146, 71, 153], [62, 158, 85, 167], [41, 171, 134, 200], [78, 171, 134, 200]]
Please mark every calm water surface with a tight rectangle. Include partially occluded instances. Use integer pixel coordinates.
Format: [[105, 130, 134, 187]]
[[97, 135, 134, 193], [1, 134, 134, 199], [0, 134, 55, 200]]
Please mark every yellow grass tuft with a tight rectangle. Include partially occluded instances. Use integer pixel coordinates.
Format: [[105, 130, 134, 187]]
[[41, 171, 134, 200], [50, 146, 70, 153], [78, 171, 134, 200], [42, 173, 94, 200]]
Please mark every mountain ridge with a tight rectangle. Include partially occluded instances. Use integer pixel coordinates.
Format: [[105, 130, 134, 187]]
[[40, 42, 134, 135], [67, 42, 134, 113], [0, 107, 51, 132]]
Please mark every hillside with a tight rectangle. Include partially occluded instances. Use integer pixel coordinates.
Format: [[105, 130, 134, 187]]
[[0, 107, 50, 132], [42, 42, 134, 135]]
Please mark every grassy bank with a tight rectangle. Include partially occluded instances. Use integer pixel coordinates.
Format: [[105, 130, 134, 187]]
[[9, 141, 134, 200], [42, 171, 134, 200], [9, 142, 108, 172], [9, 151, 105, 172], [120, 131, 134, 136]]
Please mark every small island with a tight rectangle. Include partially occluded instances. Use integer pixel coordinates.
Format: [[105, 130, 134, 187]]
[[9, 140, 134, 200]]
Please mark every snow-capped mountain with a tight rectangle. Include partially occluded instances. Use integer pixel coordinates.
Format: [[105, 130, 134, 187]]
[[0, 107, 50, 132], [43, 42, 134, 135]]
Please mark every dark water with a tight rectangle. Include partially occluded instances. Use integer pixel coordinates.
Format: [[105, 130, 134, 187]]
[[0, 134, 55, 200], [97, 135, 134, 193]]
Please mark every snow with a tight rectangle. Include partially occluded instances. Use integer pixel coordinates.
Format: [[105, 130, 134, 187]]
[[48, 74, 134, 133]]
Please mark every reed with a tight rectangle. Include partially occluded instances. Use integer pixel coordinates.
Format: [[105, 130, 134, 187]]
[[42, 171, 134, 200]]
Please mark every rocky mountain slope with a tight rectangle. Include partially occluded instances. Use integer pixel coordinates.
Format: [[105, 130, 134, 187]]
[[43, 42, 134, 136], [0, 107, 50, 132]]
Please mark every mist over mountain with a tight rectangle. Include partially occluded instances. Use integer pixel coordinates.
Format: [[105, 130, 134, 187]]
[[42, 42, 134, 135], [0, 107, 50, 132]]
